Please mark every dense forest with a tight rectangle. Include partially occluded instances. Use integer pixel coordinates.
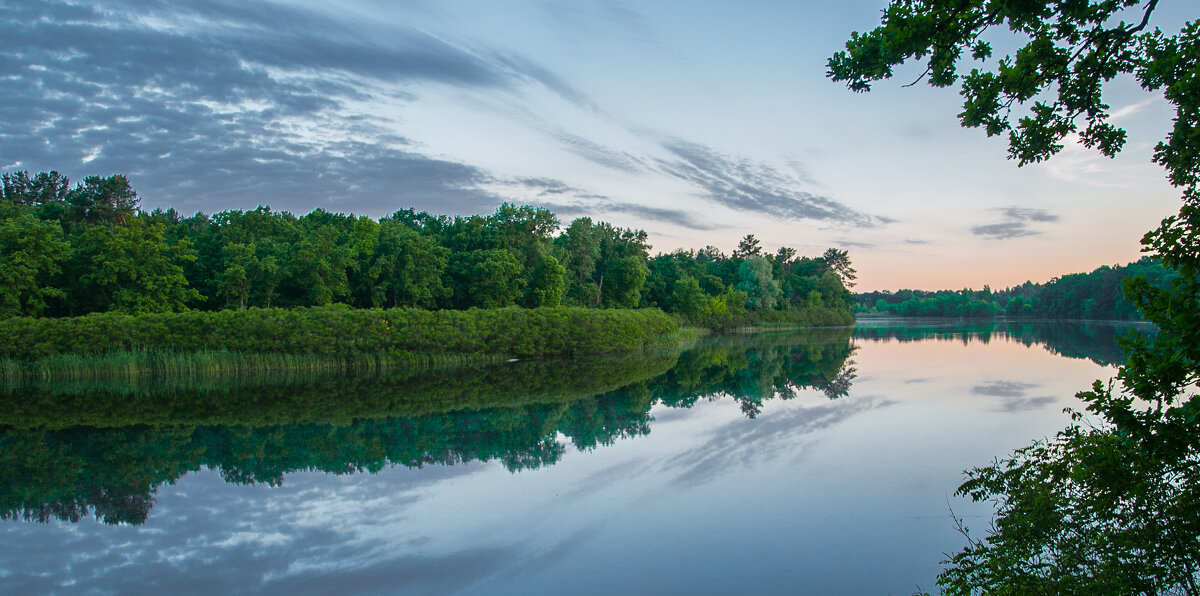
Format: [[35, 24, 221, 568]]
[[0, 170, 854, 330], [854, 257, 1176, 320]]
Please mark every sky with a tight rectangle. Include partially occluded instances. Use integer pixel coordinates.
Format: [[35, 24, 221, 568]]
[[3, 0, 1193, 291]]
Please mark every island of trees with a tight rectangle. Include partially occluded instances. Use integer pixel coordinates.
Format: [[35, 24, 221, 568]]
[[0, 170, 855, 372]]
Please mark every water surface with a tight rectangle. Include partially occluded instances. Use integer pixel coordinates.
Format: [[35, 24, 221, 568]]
[[0, 320, 1146, 594]]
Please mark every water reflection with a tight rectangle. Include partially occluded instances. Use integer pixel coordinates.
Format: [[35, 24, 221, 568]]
[[0, 329, 857, 526], [853, 317, 1153, 366], [0, 320, 1133, 528]]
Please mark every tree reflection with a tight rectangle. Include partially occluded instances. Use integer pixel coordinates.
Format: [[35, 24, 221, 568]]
[[0, 329, 858, 525], [853, 318, 1154, 367]]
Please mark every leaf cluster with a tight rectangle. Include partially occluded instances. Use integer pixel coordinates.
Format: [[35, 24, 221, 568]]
[[829, 0, 1167, 165]]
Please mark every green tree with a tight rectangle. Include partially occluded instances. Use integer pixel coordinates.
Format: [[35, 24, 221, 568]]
[[832, 1, 1200, 592], [526, 254, 566, 308], [366, 221, 449, 309], [557, 217, 603, 307], [602, 256, 648, 308], [822, 248, 856, 288], [733, 234, 762, 259], [0, 213, 69, 318], [215, 243, 254, 309], [1, 170, 71, 209], [281, 213, 354, 306], [66, 175, 139, 226], [736, 255, 781, 310], [75, 216, 201, 314], [670, 275, 707, 317], [449, 249, 525, 309]]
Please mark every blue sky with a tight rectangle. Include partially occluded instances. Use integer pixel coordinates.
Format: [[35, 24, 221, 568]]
[[3, 0, 1191, 290]]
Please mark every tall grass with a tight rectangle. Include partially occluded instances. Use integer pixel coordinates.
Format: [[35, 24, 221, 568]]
[[0, 305, 680, 382], [0, 348, 510, 389]]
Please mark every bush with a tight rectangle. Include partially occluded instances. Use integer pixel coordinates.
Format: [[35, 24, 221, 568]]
[[0, 306, 679, 362]]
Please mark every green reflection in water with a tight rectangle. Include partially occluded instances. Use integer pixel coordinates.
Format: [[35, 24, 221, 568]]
[[853, 317, 1155, 367], [1, 321, 1141, 527], [0, 329, 859, 526]]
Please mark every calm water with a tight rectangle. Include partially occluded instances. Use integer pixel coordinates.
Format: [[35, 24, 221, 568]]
[[0, 319, 1152, 595]]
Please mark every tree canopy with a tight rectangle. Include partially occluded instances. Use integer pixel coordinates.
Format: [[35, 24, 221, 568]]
[[0, 171, 854, 329]]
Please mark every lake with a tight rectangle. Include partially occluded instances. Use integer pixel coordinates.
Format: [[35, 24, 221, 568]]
[[0, 319, 1152, 595]]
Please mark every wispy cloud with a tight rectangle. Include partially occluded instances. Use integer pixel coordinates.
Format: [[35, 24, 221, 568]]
[[552, 131, 647, 173], [998, 207, 1059, 223], [0, 0, 603, 217], [656, 139, 889, 227], [971, 206, 1059, 240], [1109, 97, 1158, 121], [534, 198, 726, 231]]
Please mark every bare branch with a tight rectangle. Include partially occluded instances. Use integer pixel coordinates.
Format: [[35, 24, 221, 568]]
[[903, 64, 933, 87], [1129, 0, 1160, 35]]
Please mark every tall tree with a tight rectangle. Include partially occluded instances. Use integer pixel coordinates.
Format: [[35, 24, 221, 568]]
[[526, 253, 566, 308], [0, 213, 69, 318], [733, 234, 762, 259], [74, 216, 200, 314], [557, 217, 602, 307], [366, 221, 449, 309], [736, 256, 781, 310], [66, 175, 139, 226], [822, 248, 857, 288], [1, 170, 71, 208], [448, 249, 525, 309]]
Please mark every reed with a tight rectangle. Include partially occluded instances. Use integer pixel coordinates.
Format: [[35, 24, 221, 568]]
[[0, 305, 680, 362], [0, 348, 516, 389]]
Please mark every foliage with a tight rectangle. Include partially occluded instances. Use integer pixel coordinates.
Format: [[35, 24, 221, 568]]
[[833, 1, 1200, 592], [829, 0, 1167, 166], [0, 170, 854, 333], [0, 306, 679, 364], [72, 215, 201, 315], [526, 253, 566, 308], [823, 248, 857, 288], [736, 255, 781, 310], [0, 213, 68, 318]]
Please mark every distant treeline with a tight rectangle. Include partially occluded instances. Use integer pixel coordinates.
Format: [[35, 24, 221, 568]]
[[1, 170, 854, 329], [855, 257, 1177, 320]]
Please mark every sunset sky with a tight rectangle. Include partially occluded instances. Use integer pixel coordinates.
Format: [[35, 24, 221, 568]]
[[4, 0, 1192, 291]]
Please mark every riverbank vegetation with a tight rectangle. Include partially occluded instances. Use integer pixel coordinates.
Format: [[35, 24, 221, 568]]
[[854, 257, 1176, 320], [0, 171, 854, 358], [0, 306, 685, 381]]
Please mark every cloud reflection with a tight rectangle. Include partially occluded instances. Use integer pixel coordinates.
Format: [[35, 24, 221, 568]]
[[664, 396, 892, 489], [973, 381, 1058, 412]]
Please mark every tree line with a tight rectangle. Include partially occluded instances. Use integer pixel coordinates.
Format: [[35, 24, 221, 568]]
[[855, 257, 1176, 320], [0, 170, 854, 328]]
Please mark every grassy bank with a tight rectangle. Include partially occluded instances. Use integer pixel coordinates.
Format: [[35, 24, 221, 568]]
[[0, 306, 679, 380]]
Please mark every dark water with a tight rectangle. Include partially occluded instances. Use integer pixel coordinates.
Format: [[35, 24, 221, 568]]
[[0, 319, 1150, 594]]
